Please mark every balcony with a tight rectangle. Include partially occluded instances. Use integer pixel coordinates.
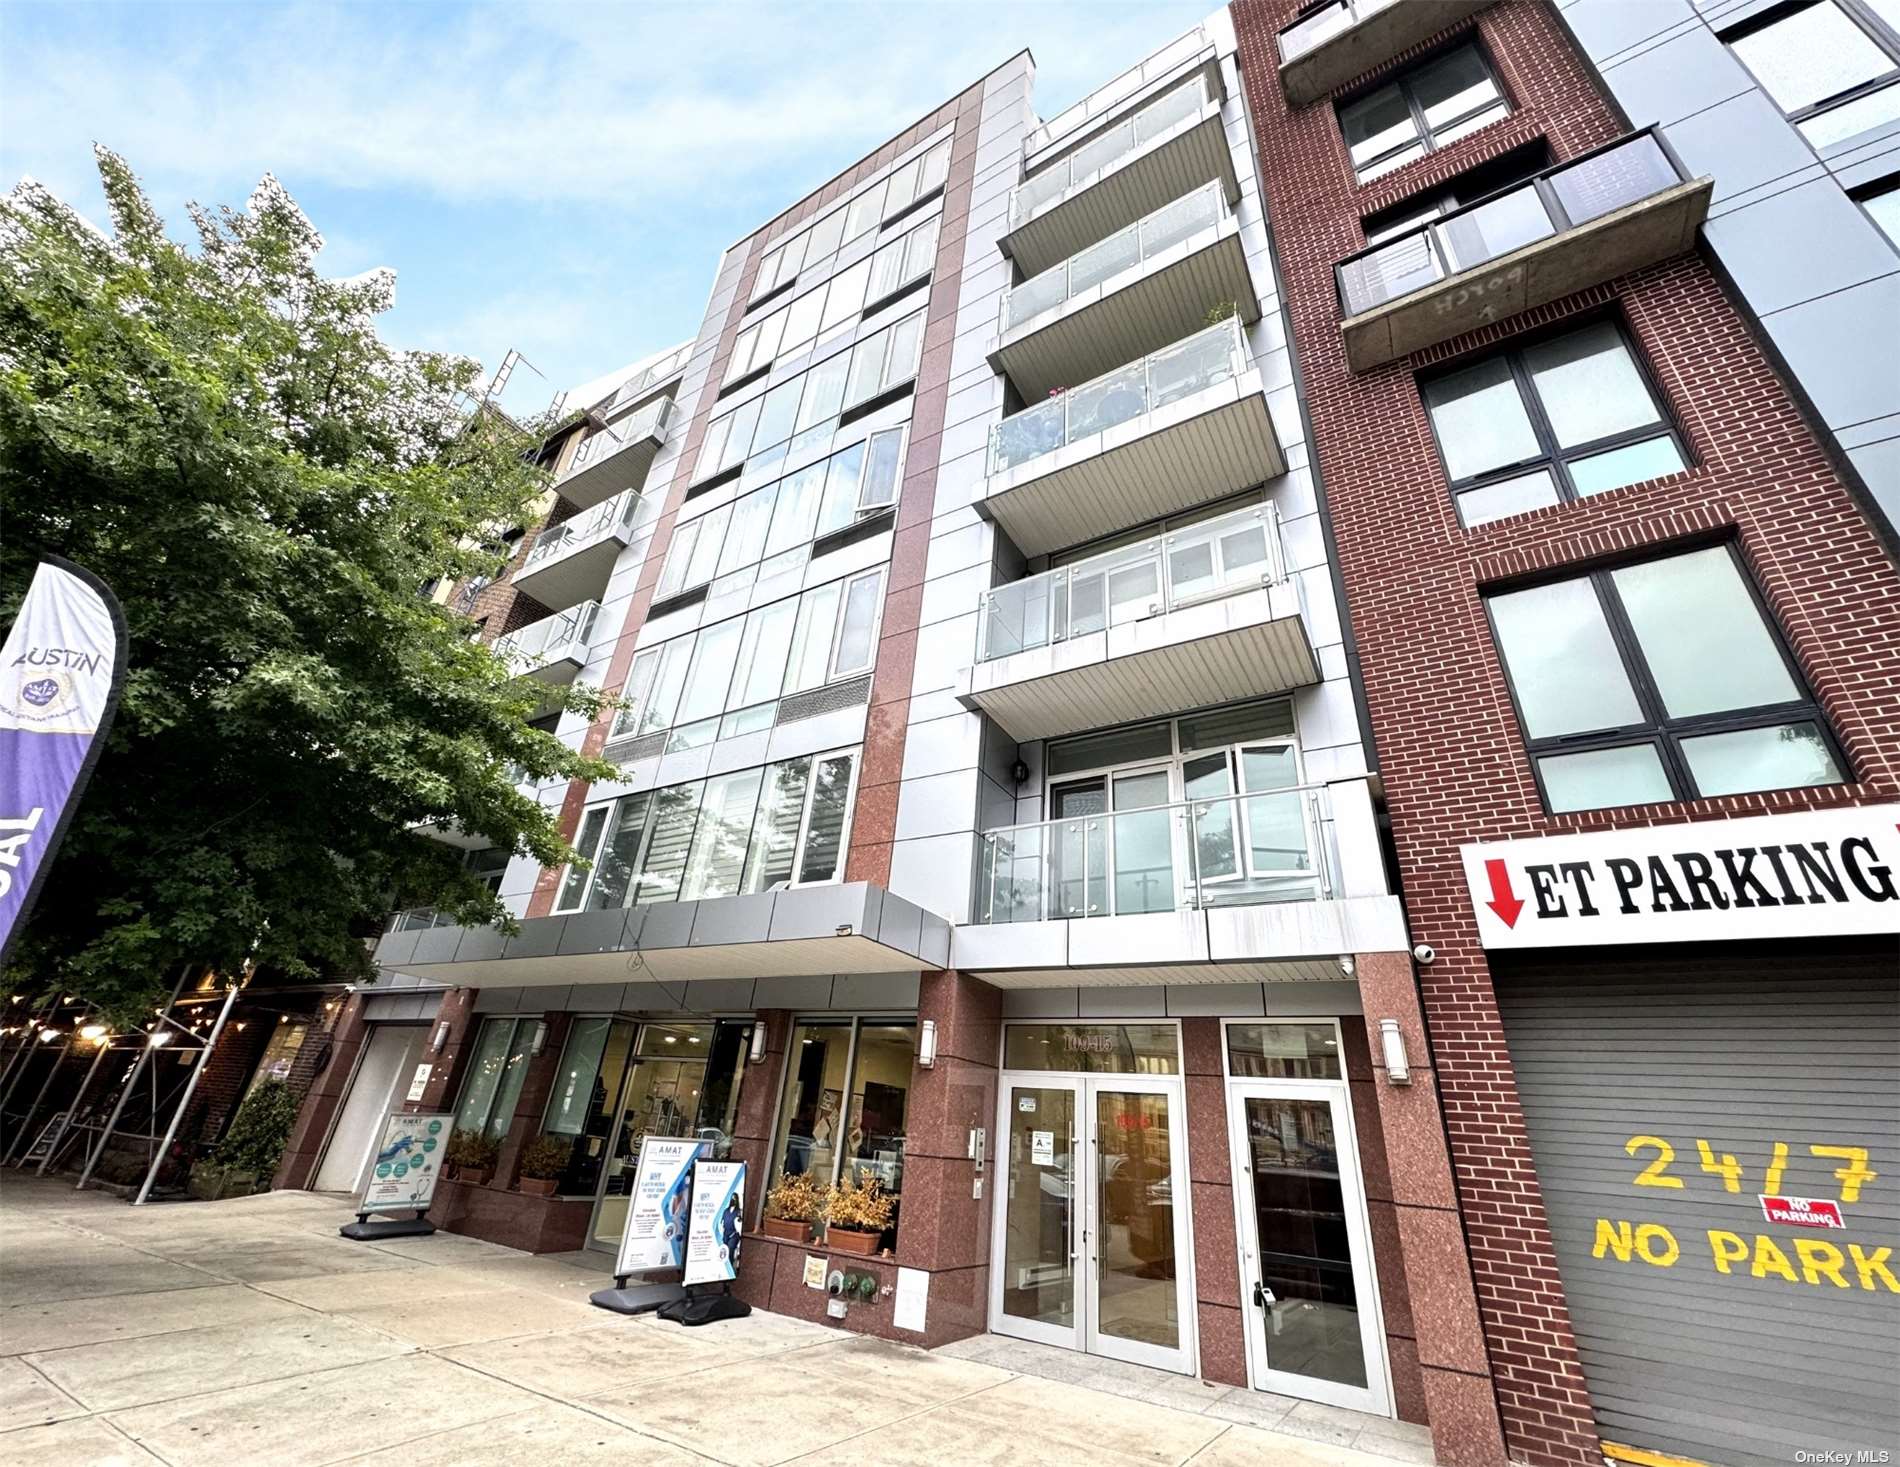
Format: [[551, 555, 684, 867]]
[[957, 501, 1317, 743], [592, 344, 692, 418], [1336, 129, 1713, 371], [511, 489, 640, 612], [1005, 70, 1238, 278], [976, 783, 1332, 925], [991, 182, 1259, 402], [1278, 0, 1497, 108], [495, 600, 601, 685], [982, 320, 1284, 558], [556, 395, 676, 510]]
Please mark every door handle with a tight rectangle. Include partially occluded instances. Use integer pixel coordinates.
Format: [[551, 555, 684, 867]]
[[1252, 1281, 1276, 1311]]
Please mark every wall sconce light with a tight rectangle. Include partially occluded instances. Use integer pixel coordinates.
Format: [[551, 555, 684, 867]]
[[918, 1018, 938, 1069], [749, 1022, 768, 1064], [431, 1022, 450, 1054], [148, 1030, 173, 1048], [529, 1020, 548, 1056], [1337, 955, 1355, 977], [1378, 1019, 1411, 1085]]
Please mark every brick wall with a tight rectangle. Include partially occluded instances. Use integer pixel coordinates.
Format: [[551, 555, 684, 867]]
[[1230, 2, 1900, 1464]]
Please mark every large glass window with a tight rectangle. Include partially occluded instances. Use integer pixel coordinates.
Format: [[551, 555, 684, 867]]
[[1338, 44, 1509, 182], [543, 1016, 635, 1197], [1002, 1023, 1181, 1074], [1724, 0, 1900, 150], [1486, 545, 1847, 813], [553, 746, 862, 912], [454, 1016, 539, 1141], [767, 1018, 917, 1247], [1422, 320, 1687, 528], [611, 569, 884, 749]]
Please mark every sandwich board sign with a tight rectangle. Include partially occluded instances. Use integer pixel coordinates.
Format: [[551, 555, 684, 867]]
[[683, 1160, 746, 1286], [361, 1113, 448, 1214], [614, 1136, 706, 1278]]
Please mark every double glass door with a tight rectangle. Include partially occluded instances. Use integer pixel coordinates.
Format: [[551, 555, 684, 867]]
[[1227, 1080, 1388, 1414], [992, 1075, 1194, 1374]]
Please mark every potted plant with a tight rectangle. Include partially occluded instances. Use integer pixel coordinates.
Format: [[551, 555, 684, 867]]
[[823, 1169, 894, 1256], [446, 1128, 499, 1186], [517, 1134, 571, 1197], [191, 1080, 301, 1199], [761, 1171, 829, 1243]]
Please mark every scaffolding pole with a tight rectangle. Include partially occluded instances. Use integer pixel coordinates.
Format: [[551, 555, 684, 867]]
[[36, 1037, 113, 1177], [3, 1035, 72, 1166], [76, 965, 194, 1191], [133, 980, 240, 1206], [0, 994, 62, 1121]]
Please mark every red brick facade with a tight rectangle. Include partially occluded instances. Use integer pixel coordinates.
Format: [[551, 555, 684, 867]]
[[1230, 2, 1900, 1463]]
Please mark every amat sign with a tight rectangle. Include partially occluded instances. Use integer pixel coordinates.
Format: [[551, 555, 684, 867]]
[[1460, 805, 1900, 949]]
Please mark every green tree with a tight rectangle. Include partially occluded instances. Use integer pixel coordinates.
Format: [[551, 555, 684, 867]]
[[0, 148, 612, 1023]]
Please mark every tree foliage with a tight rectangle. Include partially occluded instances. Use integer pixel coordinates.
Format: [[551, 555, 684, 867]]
[[0, 148, 612, 1022]]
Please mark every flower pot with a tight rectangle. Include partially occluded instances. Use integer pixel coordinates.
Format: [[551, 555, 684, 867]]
[[825, 1226, 882, 1257], [462, 1167, 492, 1187], [761, 1215, 812, 1243], [519, 1177, 558, 1197]]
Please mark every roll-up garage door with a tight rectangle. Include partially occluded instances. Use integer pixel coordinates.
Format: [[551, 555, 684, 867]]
[[1495, 946, 1898, 1467]]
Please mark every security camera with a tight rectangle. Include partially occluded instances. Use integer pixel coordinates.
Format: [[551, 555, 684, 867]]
[[1412, 943, 1435, 966]]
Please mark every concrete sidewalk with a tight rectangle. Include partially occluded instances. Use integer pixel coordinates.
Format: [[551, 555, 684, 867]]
[[0, 1176, 1435, 1466]]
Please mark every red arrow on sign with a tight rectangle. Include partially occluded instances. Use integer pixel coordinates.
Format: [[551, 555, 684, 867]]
[[1483, 859, 1524, 928]]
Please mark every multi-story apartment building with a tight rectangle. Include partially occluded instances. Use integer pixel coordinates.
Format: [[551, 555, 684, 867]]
[[1232, 1, 1900, 1466], [276, 5, 1899, 1465], [1559, 0, 1900, 546]]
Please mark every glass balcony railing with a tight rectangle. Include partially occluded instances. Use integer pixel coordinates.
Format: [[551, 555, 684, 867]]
[[594, 347, 692, 416], [988, 317, 1249, 477], [1023, 30, 1209, 155], [1010, 73, 1216, 230], [1278, 0, 1399, 64], [976, 498, 1286, 664], [495, 600, 601, 672], [521, 489, 640, 573], [1336, 129, 1690, 317], [562, 396, 676, 481], [975, 782, 1332, 923], [1002, 181, 1228, 335]]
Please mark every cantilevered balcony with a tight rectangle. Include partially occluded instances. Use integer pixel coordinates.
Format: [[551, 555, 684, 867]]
[[495, 600, 601, 685], [1278, 0, 1497, 108], [511, 489, 640, 612], [991, 182, 1259, 402], [1336, 129, 1712, 372], [957, 501, 1316, 743], [556, 395, 676, 510], [1005, 69, 1238, 278], [982, 319, 1283, 558]]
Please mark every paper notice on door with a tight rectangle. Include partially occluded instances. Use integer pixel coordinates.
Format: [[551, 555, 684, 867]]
[[1031, 1130, 1055, 1166], [1018, 1096, 1036, 1112]]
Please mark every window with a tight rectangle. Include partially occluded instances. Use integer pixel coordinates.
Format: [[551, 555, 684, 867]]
[[553, 745, 863, 912], [661, 428, 905, 603], [767, 1018, 916, 1245], [700, 312, 922, 481], [1486, 545, 1847, 813], [1854, 175, 1900, 248], [1422, 320, 1687, 528], [1338, 44, 1509, 182], [454, 1017, 540, 1141], [1724, 0, 1900, 150]]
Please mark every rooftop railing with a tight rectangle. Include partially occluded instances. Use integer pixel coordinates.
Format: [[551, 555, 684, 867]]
[[495, 599, 601, 672], [595, 347, 692, 416], [1010, 73, 1216, 231], [521, 488, 640, 573], [976, 498, 1286, 664], [1335, 129, 1690, 317], [1277, 0, 1398, 64], [562, 396, 676, 481], [1002, 180, 1228, 335], [988, 317, 1248, 478], [1023, 30, 1209, 155], [974, 780, 1333, 924]]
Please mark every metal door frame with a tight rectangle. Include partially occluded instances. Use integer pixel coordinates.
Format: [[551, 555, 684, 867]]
[[1221, 1019, 1392, 1415]]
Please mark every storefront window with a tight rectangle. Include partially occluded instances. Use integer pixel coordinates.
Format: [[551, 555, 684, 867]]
[[454, 1016, 539, 1140], [768, 1018, 916, 1245], [1002, 1022, 1181, 1075], [544, 1017, 636, 1197], [1226, 1022, 1343, 1080], [243, 1019, 309, 1098]]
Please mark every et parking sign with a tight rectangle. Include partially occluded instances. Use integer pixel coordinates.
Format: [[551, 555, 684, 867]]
[[362, 1113, 449, 1214]]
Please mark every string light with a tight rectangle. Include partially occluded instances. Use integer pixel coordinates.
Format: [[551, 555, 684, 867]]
[[79, 1024, 109, 1042]]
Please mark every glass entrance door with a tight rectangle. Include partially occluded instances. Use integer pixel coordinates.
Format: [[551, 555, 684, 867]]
[[1227, 1080, 1388, 1413], [991, 1072, 1194, 1374]]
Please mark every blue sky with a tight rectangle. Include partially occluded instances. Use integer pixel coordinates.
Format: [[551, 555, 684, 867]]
[[2, 0, 1212, 415]]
